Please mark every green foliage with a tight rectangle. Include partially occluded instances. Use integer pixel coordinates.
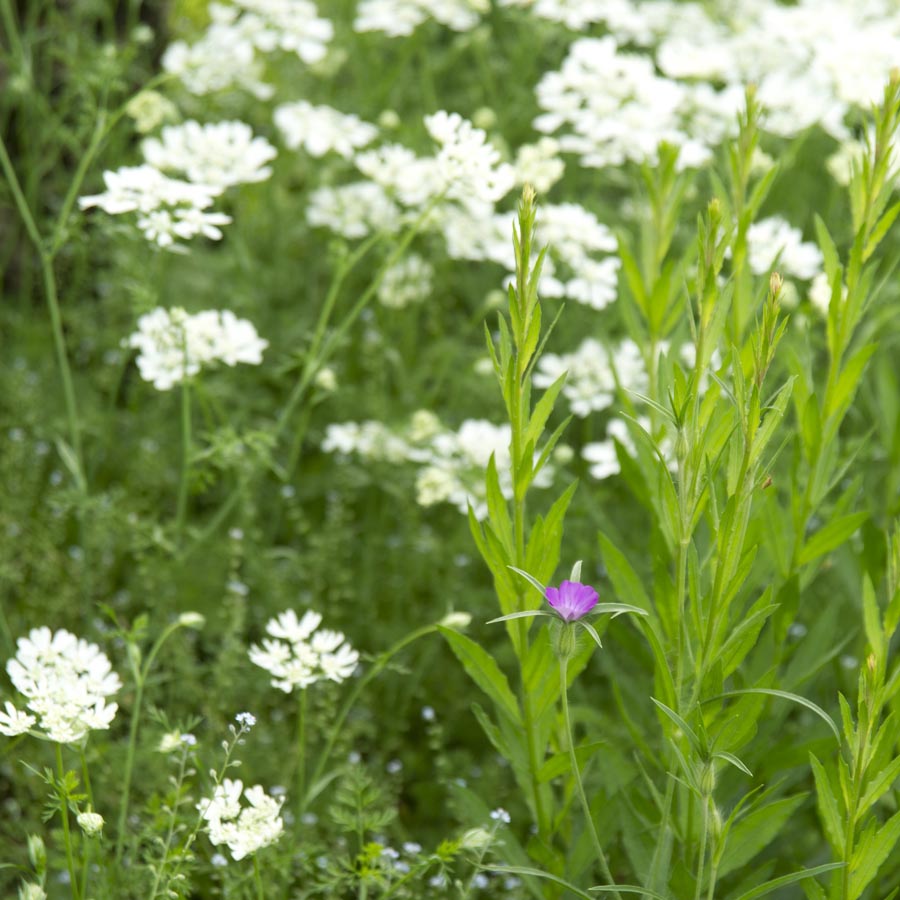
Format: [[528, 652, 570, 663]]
[[3, 2, 900, 899]]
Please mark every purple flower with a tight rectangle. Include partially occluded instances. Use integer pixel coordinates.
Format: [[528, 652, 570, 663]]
[[545, 580, 598, 622]]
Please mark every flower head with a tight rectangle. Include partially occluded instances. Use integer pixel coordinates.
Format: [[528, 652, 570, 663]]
[[197, 778, 284, 861], [545, 580, 598, 622], [2, 627, 121, 744], [249, 609, 359, 692]]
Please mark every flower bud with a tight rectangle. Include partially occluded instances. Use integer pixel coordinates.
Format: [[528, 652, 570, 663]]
[[178, 612, 205, 629], [26, 834, 45, 871], [439, 611, 472, 631], [551, 619, 578, 662], [699, 761, 716, 796], [459, 827, 493, 851], [77, 811, 104, 837]]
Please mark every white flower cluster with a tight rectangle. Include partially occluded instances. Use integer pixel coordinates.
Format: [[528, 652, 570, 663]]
[[248, 610, 359, 692], [80, 120, 275, 249], [425, 111, 516, 209], [274, 101, 378, 158], [534, 337, 647, 418], [127, 307, 268, 391], [307, 182, 402, 239], [308, 110, 513, 241], [164, 0, 333, 97], [377, 254, 435, 308], [322, 411, 556, 518], [530, 0, 900, 170], [198, 778, 284, 861], [354, 0, 486, 36], [79, 165, 231, 249], [0, 628, 121, 744], [746, 217, 824, 281], [534, 36, 743, 170], [142, 120, 277, 189]]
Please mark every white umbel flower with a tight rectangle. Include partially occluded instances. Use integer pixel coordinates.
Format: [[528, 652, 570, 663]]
[[2, 628, 121, 744], [127, 307, 268, 391], [249, 610, 359, 691], [142, 120, 277, 188], [198, 778, 284, 861], [274, 101, 378, 158]]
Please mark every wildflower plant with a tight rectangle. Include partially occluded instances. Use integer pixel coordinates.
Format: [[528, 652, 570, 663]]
[[5, 1, 900, 898]]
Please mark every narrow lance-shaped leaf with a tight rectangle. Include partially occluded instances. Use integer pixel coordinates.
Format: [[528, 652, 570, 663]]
[[712, 689, 840, 742]]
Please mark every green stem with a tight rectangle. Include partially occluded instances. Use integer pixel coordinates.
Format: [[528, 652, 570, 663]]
[[694, 795, 710, 900], [295, 689, 308, 817], [175, 378, 192, 532], [148, 745, 190, 900], [305, 625, 437, 808], [254, 854, 265, 900], [560, 656, 620, 899], [56, 743, 82, 900], [115, 620, 188, 862], [0, 133, 83, 470], [115, 675, 144, 862]]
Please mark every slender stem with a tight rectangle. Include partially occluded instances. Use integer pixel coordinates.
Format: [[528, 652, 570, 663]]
[[560, 656, 620, 899], [0, 125, 84, 473], [705, 849, 720, 900], [56, 743, 82, 900], [78, 747, 94, 808], [694, 795, 710, 900], [175, 378, 192, 532], [295, 689, 308, 817], [148, 746, 190, 900], [254, 854, 265, 900], [115, 677, 144, 862], [306, 625, 436, 806], [116, 620, 187, 862]]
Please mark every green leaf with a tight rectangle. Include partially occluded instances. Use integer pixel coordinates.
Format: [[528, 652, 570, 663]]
[[437, 627, 520, 726], [486, 866, 596, 900], [802, 879, 828, 900], [597, 532, 653, 616], [810, 753, 844, 850], [825, 344, 877, 431], [713, 751, 752, 777], [814, 215, 841, 280], [733, 863, 844, 900], [650, 698, 700, 750], [717, 795, 807, 878], [799, 512, 868, 566], [717, 596, 778, 678], [593, 603, 650, 618], [485, 455, 514, 556], [864, 198, 900, 260], [487, 610, 551, 624], [578, 619, 604, 651], [537, 741, 607, 783], [525, 371, 567, 448], [714, 689, 840, 742], [508, 566, 546, 597], [850, 807, 900, 898], [859, 754, 900, 816], [861, 573, 885, 669], [590, 885, 671, 898], [617, 234, 648, 316]]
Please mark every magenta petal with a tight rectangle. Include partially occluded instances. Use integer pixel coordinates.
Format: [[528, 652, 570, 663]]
[[545, 580, 598, 621]]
